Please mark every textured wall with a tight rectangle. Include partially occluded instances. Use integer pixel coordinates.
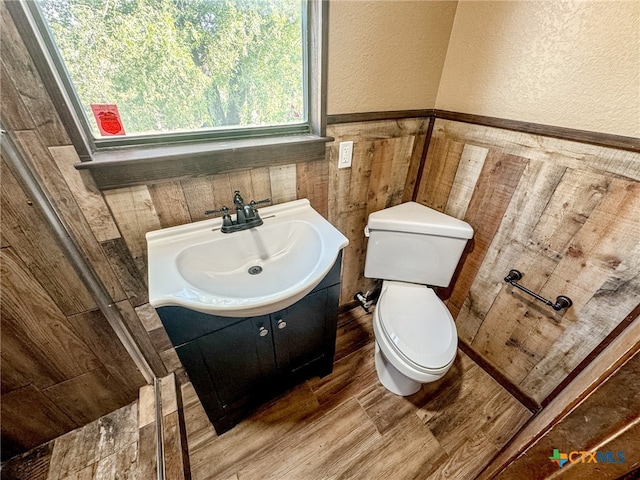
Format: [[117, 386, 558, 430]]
[[327, 1, 458, 114], [435, 1, 640, 137]]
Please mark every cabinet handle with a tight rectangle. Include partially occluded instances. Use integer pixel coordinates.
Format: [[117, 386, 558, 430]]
[[259, 326, 269, 337], [277, 319, 287, 329]]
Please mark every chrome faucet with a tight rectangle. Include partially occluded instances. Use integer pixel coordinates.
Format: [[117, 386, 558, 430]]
[[205, 190, 270, 233]]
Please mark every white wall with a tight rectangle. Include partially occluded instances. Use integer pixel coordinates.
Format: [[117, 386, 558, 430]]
[[327, 0, 640, 138], [435, 1, 640, 137], [327, 0, 458, 114]]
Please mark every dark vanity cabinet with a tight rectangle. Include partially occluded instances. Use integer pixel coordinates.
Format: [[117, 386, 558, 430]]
[[156, 253, 342, 434]]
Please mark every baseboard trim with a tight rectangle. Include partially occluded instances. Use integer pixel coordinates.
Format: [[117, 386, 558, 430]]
[[457, 340, 541, 413]]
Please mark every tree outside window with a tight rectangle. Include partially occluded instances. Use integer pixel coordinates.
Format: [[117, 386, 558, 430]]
[[40, 0, 305, 137]]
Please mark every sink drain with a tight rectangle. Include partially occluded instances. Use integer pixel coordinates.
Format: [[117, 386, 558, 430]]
[[248, 265, 263, 275]]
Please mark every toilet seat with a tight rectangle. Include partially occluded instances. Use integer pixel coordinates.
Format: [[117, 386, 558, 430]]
[[376, 281, 457, 373]]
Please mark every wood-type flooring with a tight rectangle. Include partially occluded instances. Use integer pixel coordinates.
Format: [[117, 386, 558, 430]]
[[1, 307, 532, 479], [184, 307, 532, 480]]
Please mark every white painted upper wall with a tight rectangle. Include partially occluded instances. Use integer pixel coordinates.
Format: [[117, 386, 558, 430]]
[[436, 0, 640, 138], [327, 0, 458, 114], [328, 0, 640, 138]]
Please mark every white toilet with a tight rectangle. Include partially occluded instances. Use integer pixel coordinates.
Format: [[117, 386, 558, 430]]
[[364, 202, 474, 396]]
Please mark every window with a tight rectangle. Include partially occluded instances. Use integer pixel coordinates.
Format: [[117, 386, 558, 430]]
[[12, 0, 327, 188]]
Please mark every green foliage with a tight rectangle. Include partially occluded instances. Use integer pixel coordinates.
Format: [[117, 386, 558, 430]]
[[41, 0, 304, 136]]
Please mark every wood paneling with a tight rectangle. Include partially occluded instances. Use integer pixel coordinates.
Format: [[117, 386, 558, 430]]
[[445, 150, 529, 317], [296, 157, 329, 217], [3, 0, 638, 467], [99, 238, 148, 307], [0, 3, 70, 146], [102, 185, 162, 279], [1, 248, 100, 389], [0, 385, 77, 460], [0, 5, 149, 459], [329, 109, 640, 153], [12, 130, 128, 303], [327, 118, 429, 302], [416, 119, 640, 404], [1, 159, 96, 316], [0, 222, 143, 457], [44, 401, 138, 480], [138, 385, 159, 480], [160, 374, 190, 480]]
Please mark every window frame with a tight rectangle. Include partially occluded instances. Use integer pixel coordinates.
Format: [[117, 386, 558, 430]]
[[10, 0, 330, 189]]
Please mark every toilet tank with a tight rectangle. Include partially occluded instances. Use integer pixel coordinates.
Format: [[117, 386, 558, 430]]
[[364, 202, 474, 287]]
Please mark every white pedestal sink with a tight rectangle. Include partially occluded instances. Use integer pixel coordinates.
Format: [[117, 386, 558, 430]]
[[146, 199, 348, 317]]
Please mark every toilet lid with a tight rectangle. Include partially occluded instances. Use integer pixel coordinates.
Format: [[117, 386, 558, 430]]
[[378, 282, 457, 370]]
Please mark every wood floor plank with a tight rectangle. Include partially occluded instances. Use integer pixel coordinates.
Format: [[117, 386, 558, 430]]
[[335, 414, 449, 480], [307, 342, 379, 413], [432, 431, 499, 480], [235, 398, 379, 480], [334, 309, 374, 362], [417, 351, 533, 457], [188, 383, 321, 479]]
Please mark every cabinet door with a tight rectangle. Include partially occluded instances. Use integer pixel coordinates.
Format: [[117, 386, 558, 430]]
[[198, 315, 277, 410], [272, 289, 329, 377], [175, 341, 224, 419]]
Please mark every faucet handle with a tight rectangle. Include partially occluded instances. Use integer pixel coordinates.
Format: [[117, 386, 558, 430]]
[[204, 205, 229, 216], [250, 198, 271, 207]]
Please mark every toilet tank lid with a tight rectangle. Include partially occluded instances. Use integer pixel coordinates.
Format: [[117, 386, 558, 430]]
[[367, 202, 473, 239]]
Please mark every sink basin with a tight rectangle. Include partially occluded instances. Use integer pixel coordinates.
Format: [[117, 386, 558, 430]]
[[146, 199, 348, 317]]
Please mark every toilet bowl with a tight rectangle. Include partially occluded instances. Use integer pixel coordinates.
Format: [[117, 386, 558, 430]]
[[372, 281, 457, 396]]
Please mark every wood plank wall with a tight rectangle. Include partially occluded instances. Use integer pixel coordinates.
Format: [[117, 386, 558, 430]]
[[415, 119, 640, 404], [0, 3, 156, 459], [0, 152, 148, 459]]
